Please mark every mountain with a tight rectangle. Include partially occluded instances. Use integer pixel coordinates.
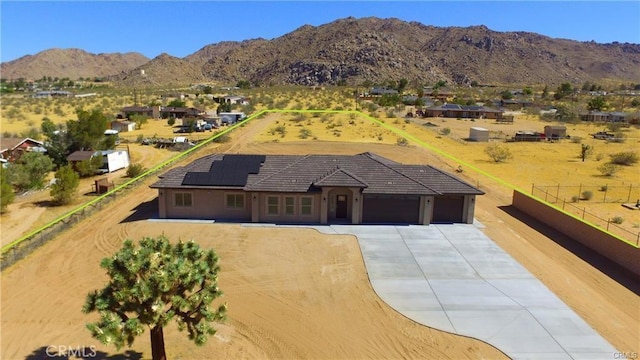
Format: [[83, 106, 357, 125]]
[[3, 17, 640, 87], [108, 53, 207, 88], [0, 48, 149, 80], [188, 17, 640, 86]]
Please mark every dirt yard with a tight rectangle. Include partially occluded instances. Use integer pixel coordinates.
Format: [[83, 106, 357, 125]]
[[2, 114, 639, 359]]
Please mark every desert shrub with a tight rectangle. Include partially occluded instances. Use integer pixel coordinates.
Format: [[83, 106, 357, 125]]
[[611, 216, 624, 224], [599, 185, 608, 191], [598, 163, 620, 176], [571, 195, 580, 203], [396, 137, 408, 146], [439, 127, 451, 136], [212, 133, 230, 143], [298, 128, 312, 139], [570, 137, 582, 144], [404, 118, 411, 124], [126, 163, 146, 178], [606, 132, 626, 143], [609, 151, 638, 166], [136, 134, 144, 143], [377, 135, 383, 141], [167, 118, 176, 126], [581, 190, 593, 200], [484, 143, 512, 163], [386, 110, 396, 118], [595, 153, 604, 161]]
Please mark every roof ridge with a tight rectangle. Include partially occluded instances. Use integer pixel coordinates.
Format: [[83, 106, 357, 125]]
[[363, 154, 441, 195], [313, 166, 369, 187], [425, 164, 480, 190]]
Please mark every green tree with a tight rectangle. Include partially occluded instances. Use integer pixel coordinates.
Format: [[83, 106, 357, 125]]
[[217, 102, 232, 114], [167, 99, 186, 108], [500, 90, 514, 100], [523, 87, 533, 95], [541, 85, 549, 99], [236, 80, 251, 89], [50, 164, 79, 205], [129, 114, 148, 130], [67, 108, 110, 152], [83, 235, 227, 360], [76, 155, 103, 177], [9, 152, 54, 192], [587, 96, 608, 111], [554, 83, 573, 100], [396, 78, 408, 94], [0, 167, 15, 213]]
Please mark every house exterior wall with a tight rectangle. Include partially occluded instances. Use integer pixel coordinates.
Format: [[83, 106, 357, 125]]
[[255, 192, 321, 223], [162, 189, 251, 220]]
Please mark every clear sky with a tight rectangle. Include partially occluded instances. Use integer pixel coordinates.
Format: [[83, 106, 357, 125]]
[[1, 1, 639, 63]]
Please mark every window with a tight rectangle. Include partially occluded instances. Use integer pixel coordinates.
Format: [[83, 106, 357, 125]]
[[174, 192, 192, 207], [284, 196, 295, 215], [226, 194, 244, 209], [300, 197, 313, 215], [267, 196, 279, 215]]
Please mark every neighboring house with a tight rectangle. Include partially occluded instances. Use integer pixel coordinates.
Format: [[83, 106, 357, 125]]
[[160, 107, 205, 119], [111, 120, 136, 133], [220, 95, 250, 105], [580, 111, 627, 123], [424, 104, 504, 119], [33, 90, 73, 98], [423, 87, 454, 102], [0, 137, 46, 162], [67, 150, 130, 174], [218, 112, 246, 125], [151, 152, 484, 225], [121, 106, 160, 119], [369, 87, 399, 96]]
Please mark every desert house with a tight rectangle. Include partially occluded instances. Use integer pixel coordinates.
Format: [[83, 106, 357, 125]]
[[67, 150, 130, 174], [151, 153, 483, 225], [543, 125, 567, 140], [468, 127, 489, 142], [424, 104, 504, 119], [580, 111, 627, 123], [218, 95, 250, 105], [120, 105, 161, 119], [0, 137, 46, 162]]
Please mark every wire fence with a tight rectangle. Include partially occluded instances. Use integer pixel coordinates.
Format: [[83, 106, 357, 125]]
[[531, 184, 640, 245]]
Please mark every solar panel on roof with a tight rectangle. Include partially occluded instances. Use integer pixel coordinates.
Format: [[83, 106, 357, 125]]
[[182, 155, 266, 186]]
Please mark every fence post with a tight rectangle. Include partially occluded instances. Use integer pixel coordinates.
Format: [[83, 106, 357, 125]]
[[578, 183, 582, 201], [556, 184, 560, 201], [628, 184, 633, 203], [603, 185, 607, 203], [544, 188, 548, 202], [531, 183, 534, 195], [607, 219, 610, 231], [583, 207, 586, 219]]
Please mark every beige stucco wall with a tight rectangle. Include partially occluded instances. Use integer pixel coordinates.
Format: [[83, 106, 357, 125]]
[[512, 190, 640, 277], [162, 189, 251, 220]]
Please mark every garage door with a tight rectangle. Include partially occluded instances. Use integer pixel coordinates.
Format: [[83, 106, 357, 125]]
[[432, 196, 464, 223], [362, 195, 420, 224]]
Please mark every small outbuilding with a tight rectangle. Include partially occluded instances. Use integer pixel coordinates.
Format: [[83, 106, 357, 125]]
[[544, 125, 567, 140], [469, 127, 489, 142]]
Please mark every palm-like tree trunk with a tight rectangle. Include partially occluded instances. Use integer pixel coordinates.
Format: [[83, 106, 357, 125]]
[[150, 325, 167, 360]]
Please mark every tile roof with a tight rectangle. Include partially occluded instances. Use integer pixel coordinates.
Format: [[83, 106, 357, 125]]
[[151, 153, 483, 196]]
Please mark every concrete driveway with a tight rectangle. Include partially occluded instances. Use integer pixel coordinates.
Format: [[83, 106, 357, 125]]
[[317, 223, 619, 360]]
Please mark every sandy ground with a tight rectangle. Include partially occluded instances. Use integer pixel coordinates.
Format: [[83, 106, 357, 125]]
[[2, 115, 639, 360]]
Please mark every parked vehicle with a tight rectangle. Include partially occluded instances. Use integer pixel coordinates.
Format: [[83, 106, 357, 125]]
[[592, 131, 615, 140]]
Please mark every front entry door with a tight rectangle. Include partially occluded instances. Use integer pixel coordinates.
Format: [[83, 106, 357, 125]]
[[336, 195, 348, 219]]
